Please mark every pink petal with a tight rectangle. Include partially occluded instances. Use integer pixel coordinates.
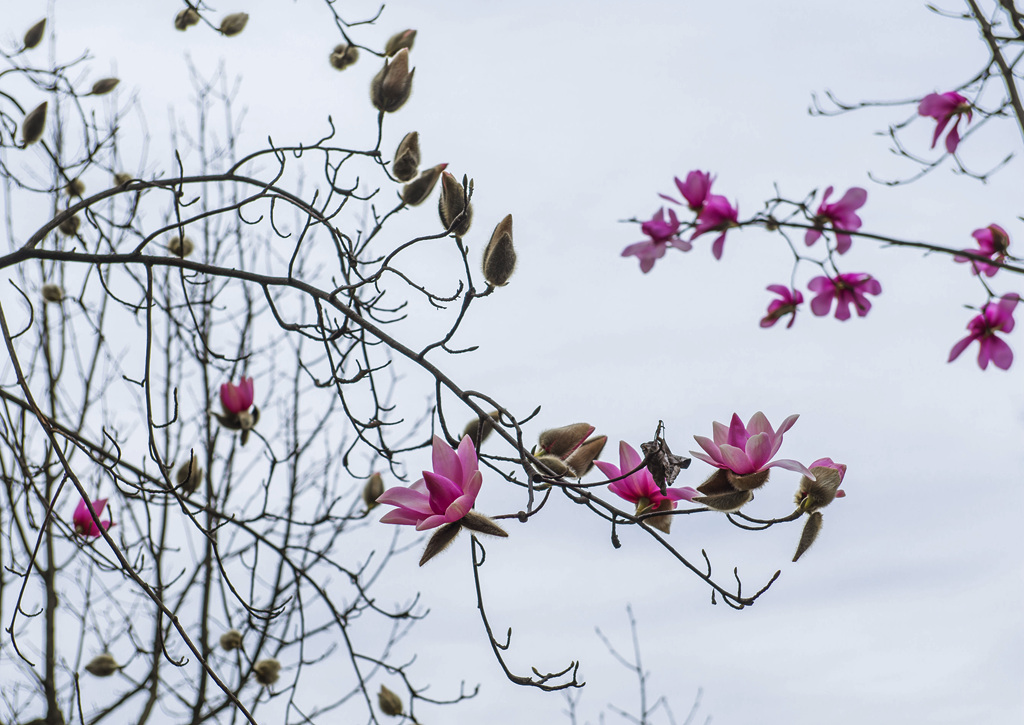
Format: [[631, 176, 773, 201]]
[[689, 450, 722, 469], [693, 435, 723, 463], [594, 460, 623, 482], [948, 334, 976, 363], [985, 337, 1014, 370], [618, 441, 643, 476], [377, 485, 433, 514], [456, 436, 479, 483], [431, 436, 462, 486], [380, 508, 427, 526], [718, 444, 754, 475], [766, 458, 815, 478], [422, 470, 462, 511]]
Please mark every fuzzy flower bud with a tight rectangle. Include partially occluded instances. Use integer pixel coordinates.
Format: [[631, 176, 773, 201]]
[[463, 410, 501, 447], [23, 19, 46, 50], [362, 472, 384, 510], [438, 171, 472, 236], [41, 284, 64, 303], [378, 684, 404, 716], [219, 13, 249, 37], [89, 78, 120, 96], [536, 423, 595, 459], [22, 102, 47, 146], [114, 172, 133, 187], [482, 214, 516, 287], [563, 434, 607, 478], [329, 43, 359, 70], [168, 235, 194, 257], [219, 629, 243, 651], [384, 29, 416, 57], [793, 511, 823, 562], [401, 163, 446, 206], [419, 521, 462, 565], [58, 215, 80, 237], [84, 653, 120, 677], [392, 131, 420, 182], [176, 454, 203, 495], [253, 658, 281, 686], [65, 178, 85, 198], [174, 8, 200, 30], [795, 458, 846, 512], [370, 48, 414, 113]]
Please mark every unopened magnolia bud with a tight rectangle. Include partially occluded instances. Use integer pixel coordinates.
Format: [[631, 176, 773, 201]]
[[792, 511, 823, 562], [726, 469, 770, 492], [401, 163, 446, 206], [58, 215, 80, 237], [694, 489, 754, 512], [41, 284, 64, 303], [536, 423, 594, 459], [564, 434, 607, 478], [384, 29, 416, 57], [89, 78, 120, 96], [460, 511, 508, 537], [84, 653, 120, 677], [168, 235, 194, 257], [253, 658, 281, 686], [174, 8, 200, 30], [463, 410, 500, 447], [65, 178, 85, 197], [219, 629, 243, 651], [24, 19, 46, 50], [438, 172, 472, 236], [329, 43, 359, 70], [362, 473, 384, 510], [176, 454, 203, 494], [219, 13, 248, 37], [22, 102, 47, 146], [482, 214, 516, 286], [378, 684, 404, 716], [534, 454, 575, 478], [392, 132, 420, 182], [370, 48, 413, 113], [795, 466, 844, 512], [419, 521, 462, 566], [696, 468, 732, 496], [114, 172, 133, 187]]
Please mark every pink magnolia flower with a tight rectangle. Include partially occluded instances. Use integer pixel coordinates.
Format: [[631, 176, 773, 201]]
[[808, 273, 882, 321], [948, 294, 1019, 370], [73, 496, 113, 538], [377, 435, 482, 530], [622, 208, 692, 273], [760, 285, 804, 329], [691, 194, 739, 260], [918, 91, 972, 153], [691, 412, 813, 478], [805, 186, 867, 255], [795, 458, 847, 512], [220, 377, 254, 414], [954, 224, 1010, 277], [660, 170, 715, 211], [595, 441, 698, 512]]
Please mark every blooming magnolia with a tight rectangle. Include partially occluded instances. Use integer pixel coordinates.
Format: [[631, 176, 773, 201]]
[[918, 91, 972, 153], [805, 186, 867, 255], [691, 412, 813, 478], [377, 435, 482, 530], [691, 194, 738, 260], [948, 294, 1019, 370], [622, 208, 692, 273], [795, 457, 847, 512], [220, 377, 254, 414], [954, 224, 1010, 277], [660, 170, 714, 211], [808, 273, 882, 321], [73, 496, 113, 538], [595, 441, 697, 534], [760, 285, 804, 329]]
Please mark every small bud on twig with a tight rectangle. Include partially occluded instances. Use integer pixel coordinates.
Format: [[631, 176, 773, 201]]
[[65, 178, 85, 198], [384, 29, 416, 57], [89, 78, 120, 96], [167, 235, 194, 257], [23, 19, 46, 50], [693, 489, 754, 512], [113, 172, 133, 187], [41, 284, 64, 303], [362, 472, 384, 510], [401, 163, 446, 206], [21, 102, 47, 146], [564, 434, 607, 478], [174, 8, 200, 31], [58, 215, 80, 237], [462, 410, 500, 447], [378, 684, 404, 716], [176, 454, 203, 494], [219, 629, 243, 651], [438, 171, 472, 236], [370, 48, 413, 113], [392, 131, 420, 182], [253, 658, 281, 686], [329, 43, 359, 70], [793, 511, 823, 562], [482, 214, 516, 286], [460, 511, 508, 537], [219, 13, 249, 37], [536, 423, 595, 459], [84, 653, 121, 677]]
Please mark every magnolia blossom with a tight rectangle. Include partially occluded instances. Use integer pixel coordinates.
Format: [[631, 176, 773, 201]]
[[660, 170, 714, 211], [808, 273, 882, 321], [760, 285, 804, 329], [377, 435, 482, 530], [795, 457, 847, 512], [954, 224, 1010, 277], [220, 377, 254, 414], [73, 497, 113, 538], [691, 412, 812, 478], [692, 194, 738, 260], [622, 208, 692, 273], [805, 186, 867, 255], [948, 294, 1019, 370], [918, 91, 972, 153], [595, 441, 698, 512]]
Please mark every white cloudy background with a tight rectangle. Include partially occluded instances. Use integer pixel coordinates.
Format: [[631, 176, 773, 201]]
[[12, 1, 1024, 724]]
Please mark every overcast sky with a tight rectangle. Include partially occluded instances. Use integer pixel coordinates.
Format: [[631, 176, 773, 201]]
[[14, 1, 1024, 724]]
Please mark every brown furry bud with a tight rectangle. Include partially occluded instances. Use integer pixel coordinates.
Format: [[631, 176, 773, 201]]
[[362, 473, 384, 510], [176, 454, 203, 494], [460, 511, 508, 537], [219, 629, 243, 651], [167, 235, 194, 257], [41, 284, 64, 303], [114, 172, 133, 187], [23, 19, 46, 50], [370, 48, 413, 113], [792, 511, 823, 562], [419, 521, 462, 566], [795, 466, 844, 512], [378, 684, 404, 716], [563, 434, 607, 478], [22, 102, 47, 146], [65, 178, 85, 198], [726, 469, 770, 492], [219, 13, 249, 37], [401, 163, 446, 206], [329, 43, 359, 70], [58, 215, 80, 237], [438, 172, 472, 236], [89, 78, 120, 96], [482, 214, 516, 286], [536, 423, 594, 459], [642, 499, 675, 534], [534, 454, 575, 477], [384, 29, 416, 57], [463, 410, 500, 447], [253, 658, 281, 686], [175, 9, 200, 30], [84, 653, 120, 677], [392, 132, 420, 182], [693, 489, 754, 512]]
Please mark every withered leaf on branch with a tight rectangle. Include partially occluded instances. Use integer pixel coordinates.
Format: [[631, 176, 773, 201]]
[[641, 432, 690, 493], [378, 684, 404, 716]]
